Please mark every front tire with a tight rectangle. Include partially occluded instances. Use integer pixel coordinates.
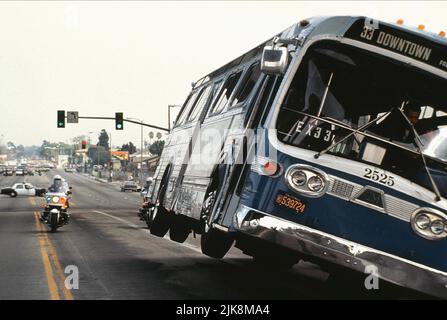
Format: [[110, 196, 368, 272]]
[[10, 191, 17, 198], [199, 170, 234, 259], [201, 227, 233, 259], [50, 212, 59, 233]]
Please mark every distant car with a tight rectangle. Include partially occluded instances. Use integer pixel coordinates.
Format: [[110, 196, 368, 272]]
[[120, 181, 141, 192], [15, 168, 26, 176], [1, 183, 46, 197], [3, 168, 13, 176], [64, 167, 76, 173]]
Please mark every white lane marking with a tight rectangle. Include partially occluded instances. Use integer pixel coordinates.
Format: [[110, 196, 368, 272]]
[[92, 210, 203, 254]]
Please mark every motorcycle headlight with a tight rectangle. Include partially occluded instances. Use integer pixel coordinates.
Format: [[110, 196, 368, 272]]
[[411, 208, 447, 241], [51, 196, 60, 203]]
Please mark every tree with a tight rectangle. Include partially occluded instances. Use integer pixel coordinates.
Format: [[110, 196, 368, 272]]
[[87, 145, 110, 165], [6, 141, 15, 149], [120, 142, 137, 154], [149, 140, 165, 156], [97, 129, 109, 150], [16, 145, 25, 159]]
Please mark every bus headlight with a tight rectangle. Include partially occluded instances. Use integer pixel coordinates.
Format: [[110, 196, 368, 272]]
[[291, 171, 307, 186], [411, 208, 447, 241], [415, 214, 430, 230], [307, 176, 325, 192], [285, 164, 328, 198], [430, 220, 445, 235]]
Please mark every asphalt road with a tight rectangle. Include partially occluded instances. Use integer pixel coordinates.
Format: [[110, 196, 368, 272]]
[[0, 169, 429, 300]]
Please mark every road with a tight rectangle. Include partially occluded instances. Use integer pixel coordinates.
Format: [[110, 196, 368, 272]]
[[0, 169, 429, 300]]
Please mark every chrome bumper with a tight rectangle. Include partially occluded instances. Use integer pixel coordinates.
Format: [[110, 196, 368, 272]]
[[233, 204, 447, 299]]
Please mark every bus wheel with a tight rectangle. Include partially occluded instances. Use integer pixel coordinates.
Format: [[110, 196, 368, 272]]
[[200, 170, 234, 258], [169, 215, 190, 243], [150, 165, 172, 237], [201, 227, 234, 259], [150, 206, 171, 237]]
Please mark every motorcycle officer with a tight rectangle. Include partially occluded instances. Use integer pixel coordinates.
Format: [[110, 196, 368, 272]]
[[41, 175, 71, 223]]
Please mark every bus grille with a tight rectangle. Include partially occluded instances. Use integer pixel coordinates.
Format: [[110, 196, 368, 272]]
[[330, 179, 355, 199]]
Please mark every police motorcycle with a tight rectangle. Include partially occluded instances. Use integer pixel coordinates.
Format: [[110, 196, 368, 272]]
[[138, 178, 155, 227], [41, 175, 72, 232]]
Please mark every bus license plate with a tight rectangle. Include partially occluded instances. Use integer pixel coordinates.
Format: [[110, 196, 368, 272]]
[[275, 192, 306, 214]]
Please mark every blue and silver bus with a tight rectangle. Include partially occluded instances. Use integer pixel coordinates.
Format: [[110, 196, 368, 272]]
[[145, 16, 447, 298]]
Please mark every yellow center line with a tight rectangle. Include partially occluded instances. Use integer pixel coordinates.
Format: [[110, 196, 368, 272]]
[[33, 212, 60, 300], [43, 234, 74, 300], [33, 212, 74, 300]]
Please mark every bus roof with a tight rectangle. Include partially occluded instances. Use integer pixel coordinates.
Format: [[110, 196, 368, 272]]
[[193, 16, 447, 87]]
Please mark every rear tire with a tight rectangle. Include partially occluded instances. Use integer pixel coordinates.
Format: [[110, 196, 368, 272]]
[[149, 165, 172, 237], [150, 206, 171, 237], [169, 216, 190, 243]]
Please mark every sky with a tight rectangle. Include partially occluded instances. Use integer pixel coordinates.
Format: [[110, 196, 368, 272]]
[[0, 1, 446, 148]]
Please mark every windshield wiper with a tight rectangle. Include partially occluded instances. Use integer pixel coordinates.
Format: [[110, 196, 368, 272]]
[[314, 107, 394, 159], [398, 108, 442, 202]]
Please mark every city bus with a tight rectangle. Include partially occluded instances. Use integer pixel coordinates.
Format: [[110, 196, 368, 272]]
[[145, 16, 447, 298]]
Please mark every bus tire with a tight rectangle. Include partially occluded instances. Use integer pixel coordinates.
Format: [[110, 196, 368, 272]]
[[201, 228, 234, 259], [169, 216, 190, 243], [150, 165, 172, 237], [150, 206, 171, 237]]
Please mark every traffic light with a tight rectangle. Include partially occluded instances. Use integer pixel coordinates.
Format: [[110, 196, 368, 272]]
[[115, 112, 123, 130], [81, 140, 87, 149], [57, 110, 65, 128]]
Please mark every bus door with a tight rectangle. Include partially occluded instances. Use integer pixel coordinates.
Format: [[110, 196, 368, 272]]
[[216, 74, 283, 227]]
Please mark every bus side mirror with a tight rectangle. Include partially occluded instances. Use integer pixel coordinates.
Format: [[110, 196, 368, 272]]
[[261, 45, 288, 75]]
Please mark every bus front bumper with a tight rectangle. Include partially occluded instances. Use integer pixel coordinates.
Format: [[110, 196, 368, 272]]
[[233, 204, 447, 299]]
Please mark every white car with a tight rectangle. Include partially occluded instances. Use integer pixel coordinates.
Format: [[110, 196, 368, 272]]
[[0, 183, 46, 197]]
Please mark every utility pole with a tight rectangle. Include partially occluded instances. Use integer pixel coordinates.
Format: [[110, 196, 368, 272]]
[[109, 132, 112, 182]]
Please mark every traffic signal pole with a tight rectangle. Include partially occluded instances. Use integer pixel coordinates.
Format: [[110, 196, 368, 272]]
[[72, 116, 169, 132]]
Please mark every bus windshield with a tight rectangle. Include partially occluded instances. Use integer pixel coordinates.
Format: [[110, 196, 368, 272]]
[[276, 40, 447, 194]]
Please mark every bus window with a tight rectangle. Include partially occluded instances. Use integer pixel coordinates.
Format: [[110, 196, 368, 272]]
[[174, 91, 199, 127], [186, 85, 212, 122], [230, 62, 262, 107], [209, 71, 243, 115]]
